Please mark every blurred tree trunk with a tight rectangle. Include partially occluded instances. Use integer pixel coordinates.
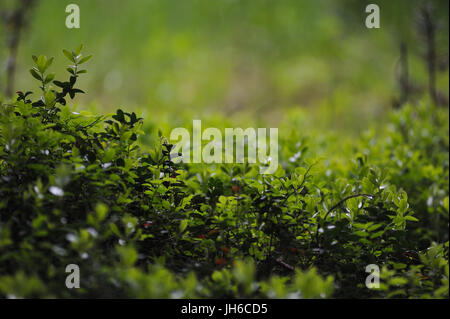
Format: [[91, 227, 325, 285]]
[[1, 0, 37, 97], [394, 42, 410, 108]]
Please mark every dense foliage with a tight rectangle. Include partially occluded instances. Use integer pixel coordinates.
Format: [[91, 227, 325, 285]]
[[0, 47, 448, 298]]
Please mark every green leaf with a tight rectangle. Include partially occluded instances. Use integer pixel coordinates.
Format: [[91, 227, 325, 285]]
[[36, 55, 46, 72], [362, 177, 375, 193], [274, 165, 286, 178], [404, 215, 418, 222], [103, 148, 116, 162], [212, 271, 223, 282], [44, 73, 55, 84], [30, 69, 42, 81], [443, 197, 449, 212], [179, 219, 188, 233], [78, 55, 93, 64], [110, 223, 121, 237], [46, 57, 54, 69], [74, 44, 83, 56], [367, 224, 383, 232], [389, 277, 408, 286], [353, 230, 369, 237], [44, 91, 56, 105], [117, 246, 137, 267]]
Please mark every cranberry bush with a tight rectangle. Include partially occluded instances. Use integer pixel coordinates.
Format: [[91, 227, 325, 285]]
[[0, 47, 448, 298]]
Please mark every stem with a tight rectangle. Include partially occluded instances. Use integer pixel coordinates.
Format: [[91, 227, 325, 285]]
[[315, 193, 375, 245], [419, 4, 438, 106]]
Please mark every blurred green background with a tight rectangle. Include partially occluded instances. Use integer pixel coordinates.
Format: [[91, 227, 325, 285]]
[[0, 0, 448, 134]]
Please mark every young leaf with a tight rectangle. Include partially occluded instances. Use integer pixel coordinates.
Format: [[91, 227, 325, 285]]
[[44, 90, 56, 105], [179, 219, 188, 233], [46, 57, 54, 69], [36, 55, 47, 73]]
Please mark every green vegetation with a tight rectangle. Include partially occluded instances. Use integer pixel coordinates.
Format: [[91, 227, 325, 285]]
[[0, 45, 448, 298]]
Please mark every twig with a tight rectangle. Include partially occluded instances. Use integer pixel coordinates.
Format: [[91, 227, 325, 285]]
[[315, 193, 375, 245], [275, 257, 295, 271]]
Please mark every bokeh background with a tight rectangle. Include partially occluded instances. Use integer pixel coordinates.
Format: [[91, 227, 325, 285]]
[[0, 0, 449, 135]]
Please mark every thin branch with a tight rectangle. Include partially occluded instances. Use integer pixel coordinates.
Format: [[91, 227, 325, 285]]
[[2, 0, 37, 97]]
